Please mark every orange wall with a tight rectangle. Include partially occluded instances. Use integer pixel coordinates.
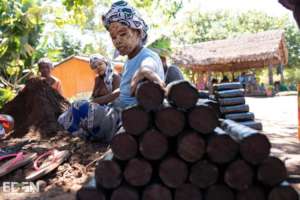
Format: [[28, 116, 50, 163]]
[[52, 58, 95, 98]]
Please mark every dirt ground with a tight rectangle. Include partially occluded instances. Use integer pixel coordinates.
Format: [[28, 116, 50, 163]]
[[0, 95, 299, 199]]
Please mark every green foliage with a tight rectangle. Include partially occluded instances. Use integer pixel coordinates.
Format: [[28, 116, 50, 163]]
[[0, 0, 44, 86], [0, 87, 15, 109], [147, 36, 172, 57]]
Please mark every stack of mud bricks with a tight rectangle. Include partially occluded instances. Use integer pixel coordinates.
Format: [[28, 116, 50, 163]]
[[213, 82, 263, 130], [76, 80, 298, 200]]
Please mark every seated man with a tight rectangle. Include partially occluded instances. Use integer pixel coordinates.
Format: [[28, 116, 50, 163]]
[[160, 55, 184, 85], [38, 58, 63, 95]]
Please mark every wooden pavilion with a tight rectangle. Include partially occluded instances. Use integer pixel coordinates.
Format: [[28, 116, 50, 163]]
[[172, 30, 288, 85]]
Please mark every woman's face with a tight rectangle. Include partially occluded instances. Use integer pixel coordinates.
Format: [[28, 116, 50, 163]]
[[108, 22, 141, 56], [38, 63, 51, 78], [92, 61, 107, 76]]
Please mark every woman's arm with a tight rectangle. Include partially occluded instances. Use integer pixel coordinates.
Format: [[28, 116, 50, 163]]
[[130, 59, 165, 95], [92, 74, 121, 105]]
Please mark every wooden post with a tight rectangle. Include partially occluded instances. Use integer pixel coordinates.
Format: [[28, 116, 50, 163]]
[[268, 64, 273, 85], [298, 83, 300, 140], [280, 64, 284, 84]]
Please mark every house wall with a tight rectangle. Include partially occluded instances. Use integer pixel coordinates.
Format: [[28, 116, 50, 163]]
[[52, 58, 95, 98]]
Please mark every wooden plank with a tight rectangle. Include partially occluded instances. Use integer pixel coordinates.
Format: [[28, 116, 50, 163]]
[[215, 89, 245, 98], [213, 82, 243, 91], [220, 104, 249, 114], [218, 97, 246, 106]]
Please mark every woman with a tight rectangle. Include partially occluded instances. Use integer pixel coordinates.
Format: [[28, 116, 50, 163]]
[[102, 0, 165, 109], [89, 54, 120, 105], [58, 1, 165, 142], [38, 58, 63, 95]]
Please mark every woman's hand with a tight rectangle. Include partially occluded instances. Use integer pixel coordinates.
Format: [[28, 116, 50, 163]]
[[130, 67, 165, 95]]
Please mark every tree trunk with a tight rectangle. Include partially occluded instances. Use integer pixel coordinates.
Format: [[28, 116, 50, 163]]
[[218, 97, 245, 106], [224, 160, 254, 191], [95, 152, 122, 189], [166, 80, 199, 110], [206, 128, 239, 164], [257, 157, 287, 187], [239, 121, 263, 130], [140, 129, 168, 160], [111, 185, 139, 200], [213, 82, 242, 91], [122, 105, 150, 136], [189, 160, 219, 189], [236, 186, 266, 200], [174, 184, 203, 200], [224, 112, 255, 122], [221, 119, 271, 165], [142, 184, 172, 200], [76, 187, 106, 200], [136, 81, 165, 111], [268, 64, 273, 85], [177, 131, 206, 162], [154, 103, 185, 137], [268, 184, 298, 200], [206, 185, 235, 200], [111, 132, 138, 161], [188, 104, 219, 134], [215, 89, 245, 98], [159, 157, 188, 188], [220, 104, 249, 114], [124, 158, 153, 187]]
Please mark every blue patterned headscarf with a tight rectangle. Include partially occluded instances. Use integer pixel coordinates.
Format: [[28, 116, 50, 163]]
[[102, 0, 149, 45], [89, 54, 114, 93]]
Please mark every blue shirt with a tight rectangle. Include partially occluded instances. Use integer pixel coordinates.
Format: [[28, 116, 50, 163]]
[[119, 47, 164, 109]]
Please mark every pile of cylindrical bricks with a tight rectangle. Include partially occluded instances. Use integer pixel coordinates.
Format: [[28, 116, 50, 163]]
[[77, 80, 298, 200], [213, 82, 263, 130]]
